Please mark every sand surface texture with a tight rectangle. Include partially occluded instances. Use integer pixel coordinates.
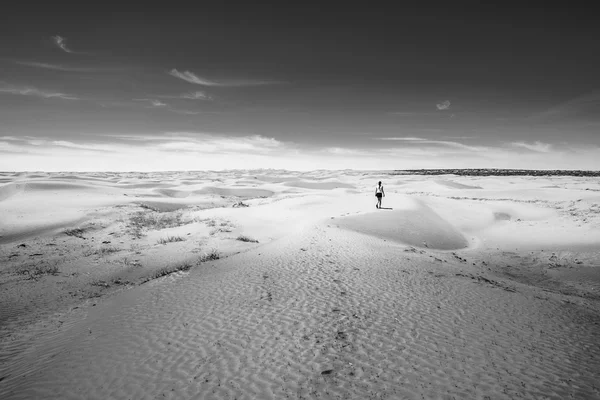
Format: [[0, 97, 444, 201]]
[[1, 170, 600, 399]]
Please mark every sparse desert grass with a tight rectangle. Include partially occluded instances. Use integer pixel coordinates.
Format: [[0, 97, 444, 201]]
[[140, 249, 220, 284], [91, 277, 132, 288], [198, 248, 220, 262], [98, 245, 121, 255], [205, 218, 217, 227], [232, 201, 249, 208], [120, 257, 142, 267], [16, 263, 60, 280], [128, 210, 193, 237], [143, 262, 194, 283], [138, 203, 160, 212], [63, 228, 86, 238], [90, 280, 110, 288], [236, 235, 259, 243], [210, 227, 232, 236], [83, 245, 121, 257], [157, 236, 186, 245]]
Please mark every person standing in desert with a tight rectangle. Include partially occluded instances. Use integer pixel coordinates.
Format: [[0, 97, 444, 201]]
[[375, 180, 385, 208]]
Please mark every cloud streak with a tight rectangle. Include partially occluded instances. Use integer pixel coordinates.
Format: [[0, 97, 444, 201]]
[[156, 91, 212, 101], [530, 91, 600, 122], [376, 137, 427, 141], [0, 85, 78, 100], [436, 100, 451, 110], [511, 141, 553, 153], [14, 61, 95, 72], [169, 69, 281, 87], [374, 137, 486, 152], [181, 91, 211, 100], [52, 35, 72, 53], [133, 98, 168, 107]]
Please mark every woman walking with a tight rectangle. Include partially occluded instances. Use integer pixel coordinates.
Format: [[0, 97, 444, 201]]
[[375, 181, 385, 208]]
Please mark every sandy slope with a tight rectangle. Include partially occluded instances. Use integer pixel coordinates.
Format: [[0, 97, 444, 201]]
[[1, 170, 600, 399]]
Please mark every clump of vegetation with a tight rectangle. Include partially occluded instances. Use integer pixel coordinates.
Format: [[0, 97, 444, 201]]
[[90, 280, 110, 288], [210, 227, 232, 236], [138, 203, 160, 212], [140, 248, 221, 284], [84, 246, 121, 257], [63, 228, 86, 239], [120, 257, 142, 267], [92, 277, 132, 288], [236, 235, 259, 243], [198, 248, 220, 263], [111, 277, 131, 285], [143, 262, 194, 283], [16, 263, 60, 280], [157, 236, 185, 245], [128, 210, 191, 237], [232, 201, 249, 208], [98, 246, 121, 255]]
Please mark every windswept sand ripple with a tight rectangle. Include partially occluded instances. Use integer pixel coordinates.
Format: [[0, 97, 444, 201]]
[[2, 224, 599, 399]]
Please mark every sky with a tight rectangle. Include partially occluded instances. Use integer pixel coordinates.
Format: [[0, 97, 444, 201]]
[[1, 3, 599, 171]]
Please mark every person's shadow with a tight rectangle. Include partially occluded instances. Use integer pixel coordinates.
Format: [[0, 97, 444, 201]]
[[379, 207, 393, 210]]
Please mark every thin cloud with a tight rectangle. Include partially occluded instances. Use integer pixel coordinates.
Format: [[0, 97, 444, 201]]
[[167, 109, 225, 115], [511, 141, 553, 153], [389, 112, 421, 117], [374, 137, 486, 152], [436, 100, 451, 110], [168, 109, 202, 115], [156, 91, 213, 101], [181, 91, 211, 100], [0, 85, 78, 100], [169, 69, 282, 87], [14, 61, 94, 72], [324, 147, 372, 156], [151, 100, 167, 107], [375, 137, 427, 141], [133, 98, 167, 107], [530, 91, 600, 122], [52, 35, 72, 53]]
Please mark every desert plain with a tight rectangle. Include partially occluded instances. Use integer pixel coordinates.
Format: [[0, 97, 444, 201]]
[[0, 169, 599, 399]]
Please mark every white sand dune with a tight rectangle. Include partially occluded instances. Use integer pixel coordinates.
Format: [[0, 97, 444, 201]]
[[435, 179, 482, 189], [23, 181, 101, 192], [0, 182, 25, 202], [335, 202, 469, 250], [1, 171, 600, 399], [193, 187, 275, 198], [284, 180, 356, 190]]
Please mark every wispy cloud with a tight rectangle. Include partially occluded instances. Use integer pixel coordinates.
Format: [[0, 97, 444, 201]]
[[100, 132, 286, 155], [169, 69, 281, 87], [52, 35, 72, 53], [156, 91, 212, 101], [511, 141, 553, 153], [181, 91, 211, 100], [376, 137, 427, 141], [389, 112, 421, 117], [14, 61, 93, 72], [133, 98, 167, 107], [324, 147, 372, 156], [530, 91, 600, 122], [167, 109, 225, 115], [374, 137, 486, 152], [436, 100, 451, 110], [0, 85, 78, 100]]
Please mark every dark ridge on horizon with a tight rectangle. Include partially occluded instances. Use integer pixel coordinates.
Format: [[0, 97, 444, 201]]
[[391, 169, 600, 177]]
